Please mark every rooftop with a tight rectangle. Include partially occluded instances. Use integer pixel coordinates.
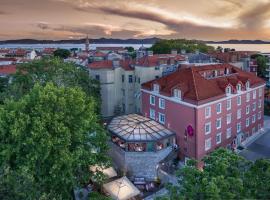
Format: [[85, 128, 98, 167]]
[[108, 114, 175, 142], [142, 64, 265, 102]]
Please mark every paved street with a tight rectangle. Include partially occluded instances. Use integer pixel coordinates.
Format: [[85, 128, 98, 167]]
[[240, 116, 270, 161]]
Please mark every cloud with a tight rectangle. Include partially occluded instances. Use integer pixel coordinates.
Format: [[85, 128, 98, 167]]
[[0, 11, 8, 15]]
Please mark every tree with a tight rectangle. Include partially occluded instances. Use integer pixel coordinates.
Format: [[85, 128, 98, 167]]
[[5, 58, 101, 114], [0, 83, 110, 199], [256, 55, 268, 78], [150, 39, 215, 54], [124, 46, 135, 52], [161, 148, 270, 200], [53, 49, 71, 59]]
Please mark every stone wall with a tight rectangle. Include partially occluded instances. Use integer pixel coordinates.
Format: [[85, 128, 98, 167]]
[[109, 142, 173, 181]]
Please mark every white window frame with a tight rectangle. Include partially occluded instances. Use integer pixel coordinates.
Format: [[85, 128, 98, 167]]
[[205, 138, 211, 151], [237, 83, 242, 92], [227, 113, 232, 125], [259, 87, 262, 97], [226, 127, 232, 139], [153, 84, 160, 93], [253, 90, 256, 100], [246, 117, 250, 127], [258, 112, 262, 120], [246, 105, 250, 115], [252, 114, 256, 123], [226, 99, 231, 110], [158, 113, 165, 124], [150, 95, 155, 105], [237, 122, 241, 133], [237, 109, 241, 120], [205, 106, 211, 119], [258, 99, 262, 108], [226, 86, 232, 95], [237, 96, 241, 106], [253, 102, 256, 111], [216, 103, 222, 114], [173, 89, 181, 99], [246, 92, 250, 102], [205, 122, 211, 135], [150, 108, 155, 120], [216, 132, 222, 144], [159, 98, 165, 109], [216, 118, 222, 129], [246, 81, 250, 90]]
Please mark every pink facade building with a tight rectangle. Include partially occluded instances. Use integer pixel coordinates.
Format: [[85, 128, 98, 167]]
[[141, 64, 265, 161]]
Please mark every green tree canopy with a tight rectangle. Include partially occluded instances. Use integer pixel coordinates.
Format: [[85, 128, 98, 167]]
[[53, 49, 71, 59], [150, 39, 215, 54], [5, 58, 101, 113], [160, 148, 270, 200], [0, 83, 110, 199]]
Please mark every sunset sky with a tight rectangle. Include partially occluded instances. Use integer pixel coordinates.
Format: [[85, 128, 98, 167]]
[[1, 0, 270, 40]]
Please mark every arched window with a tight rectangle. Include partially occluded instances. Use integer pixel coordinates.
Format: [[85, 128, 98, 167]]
[[237, 83, 242, 92], [153, 84, 160, 93], [226, 86, 231, 95], [173, 89, 181, 99]]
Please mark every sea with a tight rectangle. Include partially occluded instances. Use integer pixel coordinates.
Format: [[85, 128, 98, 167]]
[[0, 43, 270, 53]]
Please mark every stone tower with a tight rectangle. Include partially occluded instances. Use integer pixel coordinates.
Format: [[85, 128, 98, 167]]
[[85, 35, 89, 52]]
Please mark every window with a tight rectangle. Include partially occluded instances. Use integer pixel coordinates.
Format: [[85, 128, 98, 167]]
[[246, 81, 250, 89], [237, 96, 241, 106], [258, 112, 262, 120], [253, 102, 256, 111], [237, 109, 241, 119], [216, 103, 222, 114], [253, 90, 256, 99], [226, 128, 232, 139], [258, 124, 262, 130], [246, 105, 250, 115], [153, 84, 159, 93], [173, 89, 181, 99], [237, 83, 242, 92], [259, 88, 262, 97], [252, 114, 256, 123], [155, 75, 159, 79], [138, 77, 140, 84], [150, 109, 155, 120], [205, 122, 211, 135], [237, 122, 241, 133], [258, 99, 262, 108], [159, 98, 165, 109], [227, 99, 231, 110], [246, 92, 250, 102], [95, 75, 100, 80], [227, 113, 232, 124], [158, 113, 165, 124], [128, 75, 133, 83], [246, 117, 250, 127], [216, 118, 222, 129], [226, 86, 232, 95], [205, 138, 211, 151], [216, 132, 222, 144], [121, 75, 125, 83], [150, 95, 155, 105], [205, 106, 211, 118]]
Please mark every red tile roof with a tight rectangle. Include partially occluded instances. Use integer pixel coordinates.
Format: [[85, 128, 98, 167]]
[[88, 59, 135, 71], [209, 51, 258, 63], [136, 54, 186, 67], [0, 65, 17, 75], [96, 47, 126, 51], [0, 58, 17, 62], [142, 64, 265, 102]]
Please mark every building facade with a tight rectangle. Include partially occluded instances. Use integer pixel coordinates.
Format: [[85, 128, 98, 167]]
[[141, 64, 265, 161]]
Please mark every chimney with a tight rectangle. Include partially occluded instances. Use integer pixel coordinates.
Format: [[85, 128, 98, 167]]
[[171, 49, 177, 55], [147, 50, 153, 56]]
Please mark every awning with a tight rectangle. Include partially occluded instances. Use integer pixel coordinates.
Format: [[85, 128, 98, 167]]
[[90, 165, 117, 179], [103, 176, 140, 200]]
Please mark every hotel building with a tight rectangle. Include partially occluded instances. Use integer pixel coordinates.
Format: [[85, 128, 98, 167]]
[[141, 64, 265, 161]]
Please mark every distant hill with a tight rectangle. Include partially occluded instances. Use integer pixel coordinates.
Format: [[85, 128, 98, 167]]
[[0, 37, 161, 44], [206, 40, 270, 44]]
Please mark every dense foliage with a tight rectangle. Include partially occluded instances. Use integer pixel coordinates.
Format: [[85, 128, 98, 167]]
[[53, 48, 71, 59], [5, 58, 101, 114], [159, 148, 270, 200], [251, 54, 268, 78], [150, 39, 215, 54], [0, 83, 109, 199]]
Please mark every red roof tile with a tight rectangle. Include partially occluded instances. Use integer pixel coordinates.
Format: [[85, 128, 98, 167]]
[[136, 54, 186, 67], [0, 65, 17, 75], [88, 60, 113, 69], [142, 64, 265, 102]]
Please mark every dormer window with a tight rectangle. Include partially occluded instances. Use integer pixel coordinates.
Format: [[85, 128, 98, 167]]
[[237, 83, 242, 92], [245, 81, 250, 90], [225, 68, 229, 75], [226, 86, 232, 95], [173, 89, 181, 99], [153, 84, 159, 93]]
